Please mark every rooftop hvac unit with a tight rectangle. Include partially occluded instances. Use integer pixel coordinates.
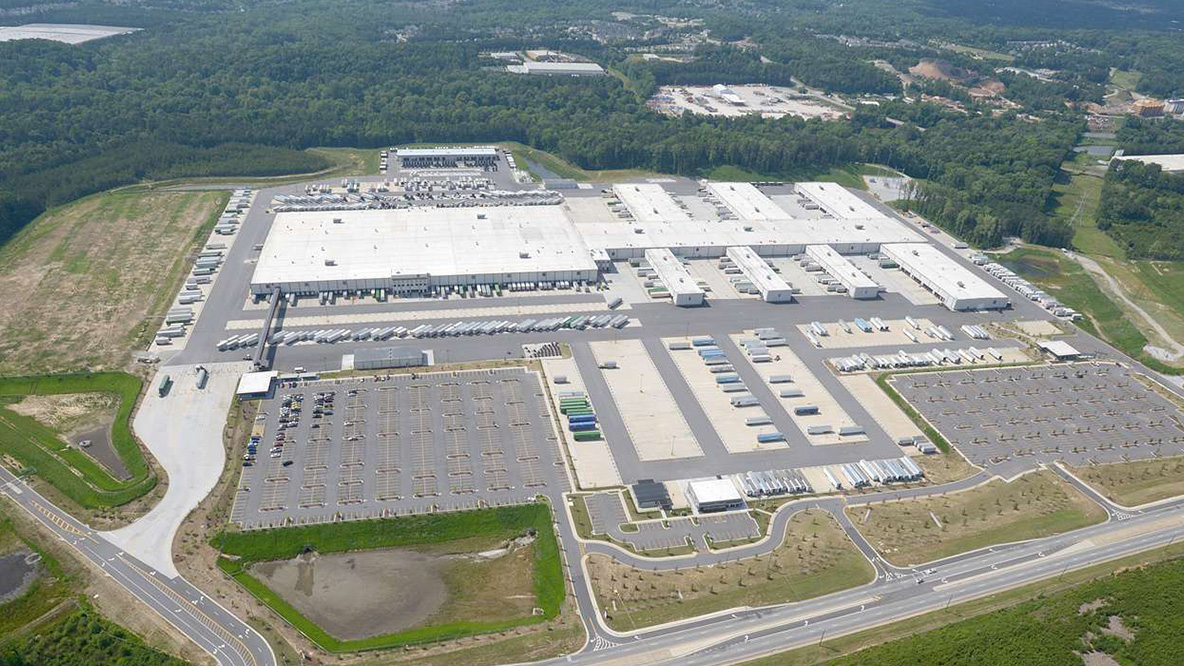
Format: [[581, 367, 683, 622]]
[[519, 251, 531, 259], [333, 217, 343, 224]]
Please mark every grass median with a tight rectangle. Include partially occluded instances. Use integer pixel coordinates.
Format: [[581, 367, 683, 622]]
[[213, 503, 565, 653], [0, 372, 155, 508]]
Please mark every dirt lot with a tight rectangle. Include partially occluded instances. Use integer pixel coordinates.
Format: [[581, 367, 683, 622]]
[[849, 471, 1106, 567], [0, 189, 227, 374], [1070, 457, 1184, 507], [250, 542, 537, 641], [586, 509, 874, 632]]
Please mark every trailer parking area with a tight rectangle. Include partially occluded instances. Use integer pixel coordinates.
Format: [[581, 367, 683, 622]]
[[230, 368, 567, 529], [589, 339, 702, 461], [664, 337, 785, 454], [729, 333, 865, 446], [891, 364, 1184, 470]]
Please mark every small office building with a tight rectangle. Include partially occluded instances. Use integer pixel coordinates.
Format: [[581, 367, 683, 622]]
[[687, 478, 746, 514]]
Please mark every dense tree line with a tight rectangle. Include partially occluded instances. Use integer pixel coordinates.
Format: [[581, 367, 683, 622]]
[[1118, 118, 1184, 156], [1, 607, 188, 666], [0, 0, 1171, 253], [1099, 160, 1184, 260]]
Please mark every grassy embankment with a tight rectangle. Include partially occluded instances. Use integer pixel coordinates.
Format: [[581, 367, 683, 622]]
[[586, 509, 874, 632], [996, 247, 1184, 373], [847, 471, 1107, 567], [0, 373, 154, 508], [213, 504, 565, 652]]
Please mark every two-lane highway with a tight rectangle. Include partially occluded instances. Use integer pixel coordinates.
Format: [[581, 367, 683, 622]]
[[0, 467, 274, 666]]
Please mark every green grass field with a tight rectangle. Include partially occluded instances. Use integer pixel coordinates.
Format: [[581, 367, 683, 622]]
[[0, 373, 155, 508], [214, 504, 565, 652], [995, 247, 1179, 370]]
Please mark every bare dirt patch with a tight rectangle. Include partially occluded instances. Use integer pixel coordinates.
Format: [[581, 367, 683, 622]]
[[7, 392, 119, 434], [249, 541, 539, 641], [1101, 614, 1135, 641], [0, 189, 226, 374], [251, 549, 449, 640]]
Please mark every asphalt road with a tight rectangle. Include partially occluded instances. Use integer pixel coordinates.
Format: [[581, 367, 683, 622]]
[[0, 467, 274, 666]]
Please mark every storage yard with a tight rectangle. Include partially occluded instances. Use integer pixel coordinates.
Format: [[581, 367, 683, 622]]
[[649, 85, 848, 121]]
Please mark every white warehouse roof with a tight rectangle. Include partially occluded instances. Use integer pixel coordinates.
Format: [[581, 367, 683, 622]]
[[395, 146, 498, 157], [726, 246, 794, 301], [613, 183, 692, 223], [522, 61, 604, 75], [708, 182, 789, 220], [236, 371, 277, 396], [881, 243, 1008, 310], [796, 182, 888, 220], [645, 248, 704, 304], [1112, 154, 1184, 173], [686, 478, 743, 505], [252, 206, 596, 288], [805, 245, 879, 295]]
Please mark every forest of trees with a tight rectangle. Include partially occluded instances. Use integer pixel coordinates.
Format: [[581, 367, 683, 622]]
[[0, 0, 1181, 251], [1099, 160, 1184, 260]]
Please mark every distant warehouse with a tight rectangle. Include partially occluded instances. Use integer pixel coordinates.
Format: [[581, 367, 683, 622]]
[[881, 243, 1009, 311], [509, 61, 605, 76], [395, 146, 498, 169]]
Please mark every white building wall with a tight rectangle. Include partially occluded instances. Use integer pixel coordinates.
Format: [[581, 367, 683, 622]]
[[725, 246, 794, 303], [805, 245, 879, 299]]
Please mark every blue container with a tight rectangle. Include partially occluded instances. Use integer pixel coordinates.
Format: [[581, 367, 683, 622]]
[[568, 414, 598, 424], [757, 432, 786, 443], [569, 422, 598, 432], [691, 337, 715, 347]]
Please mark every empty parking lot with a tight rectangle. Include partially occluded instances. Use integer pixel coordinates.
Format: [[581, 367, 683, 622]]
[[893, 364, 1184, 469]]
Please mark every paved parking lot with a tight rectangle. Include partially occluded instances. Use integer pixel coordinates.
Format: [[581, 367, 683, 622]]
[[583, 492, 760, 552], [231, 368, 568, 529], [893, 364, 1184, 469]]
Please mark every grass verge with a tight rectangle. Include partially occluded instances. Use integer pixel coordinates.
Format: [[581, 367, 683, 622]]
[[1069, 457, 1184, 507], [213, 503, 564, 652], [848, 471, 1107, 567], [586, 509, 874, 632], [0, 373, 155, 508]]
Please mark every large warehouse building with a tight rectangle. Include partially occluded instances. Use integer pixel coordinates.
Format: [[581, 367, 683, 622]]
[[250, 180, 934, 297], [805, 244, 880, 299], [645, 248, 705, 306], [726, 246, 794, 302], [881, 243, 1010, 311], [250, 206, 598, 297], [395, 147, 499, 169]]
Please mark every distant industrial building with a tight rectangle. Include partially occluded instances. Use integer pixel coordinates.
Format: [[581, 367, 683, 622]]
[[1167, 99, 1184, 115], [686, 478, 746, 514], [1133, 98, 1165, 118], [805, 244, 880, 299], [1112, 153, 1184, 173], [509, 61, 605, 76], [395, 146, 499, 169], [725, 246, 794, 302], [881, 243, 1010, 311], [354, 346, 426, 370], [645, 248, 704, 306]]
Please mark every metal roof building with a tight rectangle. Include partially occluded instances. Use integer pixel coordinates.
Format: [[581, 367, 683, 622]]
[[644, 248, 704, 306], [518, 61, 605, 76], [251, 206, 598, 296], [631, 479, 672, 511], [395, 146, 499, 168], [726, 246, 794, 302], [795, 181, 888, 220], [805, 244, 880, 299], [880, 243, 1010, 311]]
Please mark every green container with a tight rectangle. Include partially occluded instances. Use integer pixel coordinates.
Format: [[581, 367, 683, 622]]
[[573, 431, 602, 441]]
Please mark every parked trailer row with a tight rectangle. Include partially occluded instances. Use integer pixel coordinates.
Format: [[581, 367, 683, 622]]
[[960, 324, 990, 340], [735, 469, 812, 498], [980, 262, 1080, 320], [248, 314, 631, 351]]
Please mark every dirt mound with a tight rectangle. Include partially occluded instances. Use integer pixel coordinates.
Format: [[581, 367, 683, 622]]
[[909, 58, 978, 83]]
